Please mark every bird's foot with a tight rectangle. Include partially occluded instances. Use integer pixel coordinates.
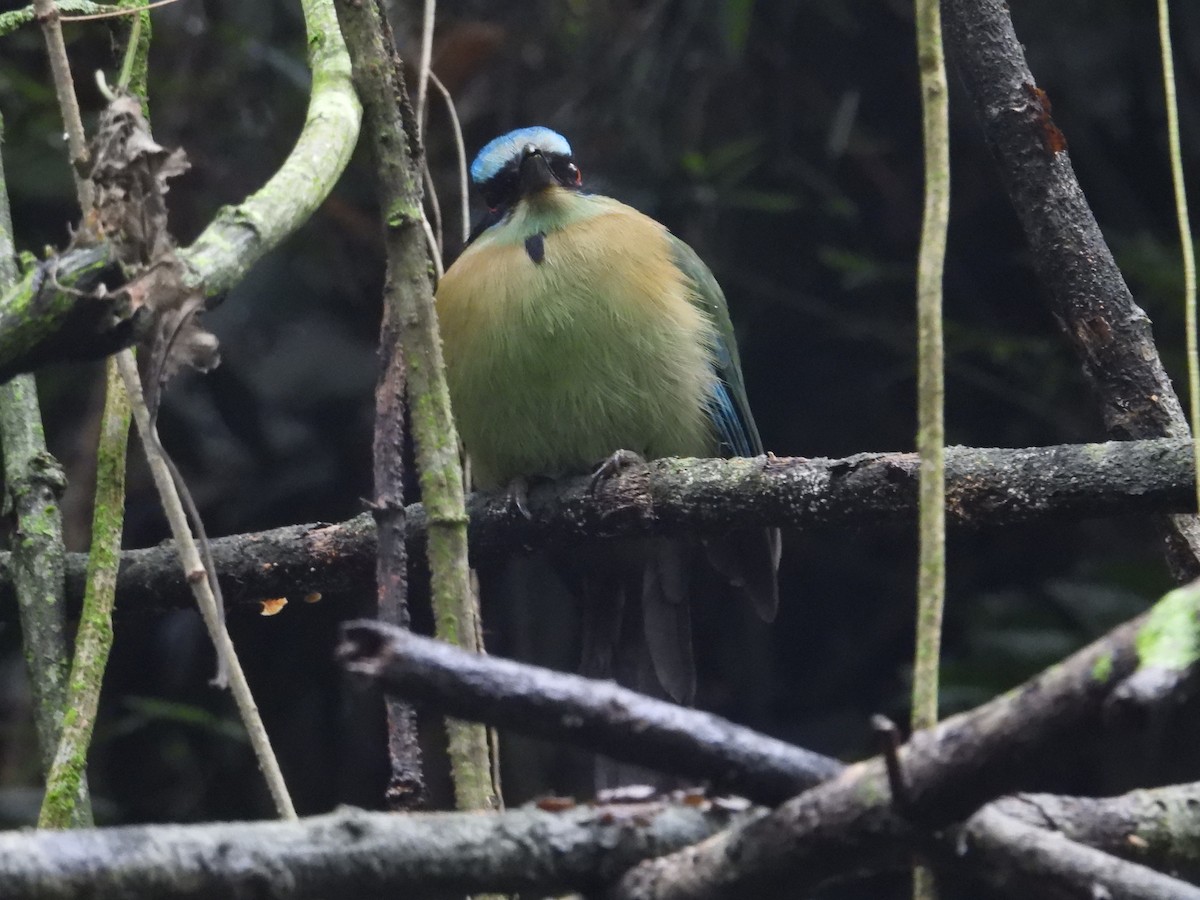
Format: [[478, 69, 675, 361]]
[[588, 449, 645, 495]]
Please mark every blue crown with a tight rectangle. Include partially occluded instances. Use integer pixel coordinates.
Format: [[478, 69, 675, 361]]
[[470, 127, 572, 185]]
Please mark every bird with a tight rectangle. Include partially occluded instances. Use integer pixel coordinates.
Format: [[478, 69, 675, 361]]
[[435, 126, 780, 709]]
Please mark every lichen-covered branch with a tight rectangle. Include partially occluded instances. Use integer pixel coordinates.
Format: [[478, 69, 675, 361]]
[[0, 801, 746, 900], [0, 438, 1195, 614], [0, 1, 112, 38], [0, 112, 84, 822], [941, 0, 1200, 574], [990, 782, 1200, 884], [37, 357, 126, 829]]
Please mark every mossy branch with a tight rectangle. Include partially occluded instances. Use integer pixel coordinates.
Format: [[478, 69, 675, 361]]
[[177, 0, 361, 297], [0, 1, 113, 37], [36, 359, 125, 829], [0, 113, 88, 825], [334, 0, 496, 813]]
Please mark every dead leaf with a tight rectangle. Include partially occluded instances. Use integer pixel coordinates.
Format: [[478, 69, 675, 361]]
[[83, 91, 220, 414]]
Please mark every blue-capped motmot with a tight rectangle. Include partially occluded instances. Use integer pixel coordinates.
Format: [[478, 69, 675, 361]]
[[435, 127, 779, 705]]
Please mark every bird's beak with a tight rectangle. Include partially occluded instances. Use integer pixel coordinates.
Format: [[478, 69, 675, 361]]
[[518, 146, 557, 197]]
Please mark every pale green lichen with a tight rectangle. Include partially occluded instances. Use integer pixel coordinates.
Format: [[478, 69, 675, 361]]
[[1136, 582, 1200, 672], [1091, 651, 1114, 683]]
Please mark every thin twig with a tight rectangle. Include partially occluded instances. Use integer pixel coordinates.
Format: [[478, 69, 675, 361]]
[[429, 71, 469, 247], [414, 0, 435, 135], [911, 0, 950, 894], [422, 163, 444, 256], [32, 0, 93, 210], [116, 350, 297, 820], [61, 0, 180, 22], [1156, 0, 1200, 524]]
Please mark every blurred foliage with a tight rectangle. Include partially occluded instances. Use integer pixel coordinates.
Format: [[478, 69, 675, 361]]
[[1, 1, 1199, 894]]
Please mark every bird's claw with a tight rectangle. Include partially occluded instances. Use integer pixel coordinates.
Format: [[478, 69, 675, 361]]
[[588, 449, 645, 495], [505, 476, 533, 520]]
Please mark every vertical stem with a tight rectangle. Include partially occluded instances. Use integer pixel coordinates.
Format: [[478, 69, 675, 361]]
[[1156, 0, 1199, 517], [912, 0, 950, 895], [0, 113, 89, 825], [335, 0, 497, 814], [373, 301, 426, 808], [38, 357, 127, 829], [414, 0, 436, 134]]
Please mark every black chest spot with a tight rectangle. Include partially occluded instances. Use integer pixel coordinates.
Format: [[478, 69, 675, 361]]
[[524, 232, 546, 264]]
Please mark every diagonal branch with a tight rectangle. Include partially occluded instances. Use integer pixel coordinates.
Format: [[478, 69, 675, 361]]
[[989, 782, 1200, 885], [337, 621, 844, 804], [605, 582, 1200, 899], [956, 806, 1200, 900], [941, 0, 1200, 574]]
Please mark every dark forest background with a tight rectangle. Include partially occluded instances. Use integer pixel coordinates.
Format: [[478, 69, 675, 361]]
[[1, 2, 1198, 893]]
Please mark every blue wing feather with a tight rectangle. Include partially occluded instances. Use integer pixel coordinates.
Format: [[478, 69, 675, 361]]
[[708, 372, 756, 458], [667, 235, 764, 459]]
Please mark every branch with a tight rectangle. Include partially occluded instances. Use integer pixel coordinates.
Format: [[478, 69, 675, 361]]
[[337, 0, 493, 813], [0, 1, 112, 37], [0, 245, 131, 383], [37, 356, 126, 829], [176, 0, 360, 297], [0, 113, 84, 820], [0, 801, 746, 899], [0, 0, 360, 387], [119, 350, 297, 820], [0, 438, 1194, 614], [990, 782, 1200, 885], [337, 621, 845, 804], [334, 0, 427, 809], [956, 806, 1200, 900], [941, 0, 1200, 573], [606, 582, 1200, 899], [911, 0, 950, 892]]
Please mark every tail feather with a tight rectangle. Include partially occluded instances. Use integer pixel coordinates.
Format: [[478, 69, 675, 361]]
[[641, 539, 696, 704], [704, 527, 781, 622]]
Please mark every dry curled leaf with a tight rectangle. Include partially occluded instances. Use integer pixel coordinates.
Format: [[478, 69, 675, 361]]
[[83, 92, 220, 415]]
